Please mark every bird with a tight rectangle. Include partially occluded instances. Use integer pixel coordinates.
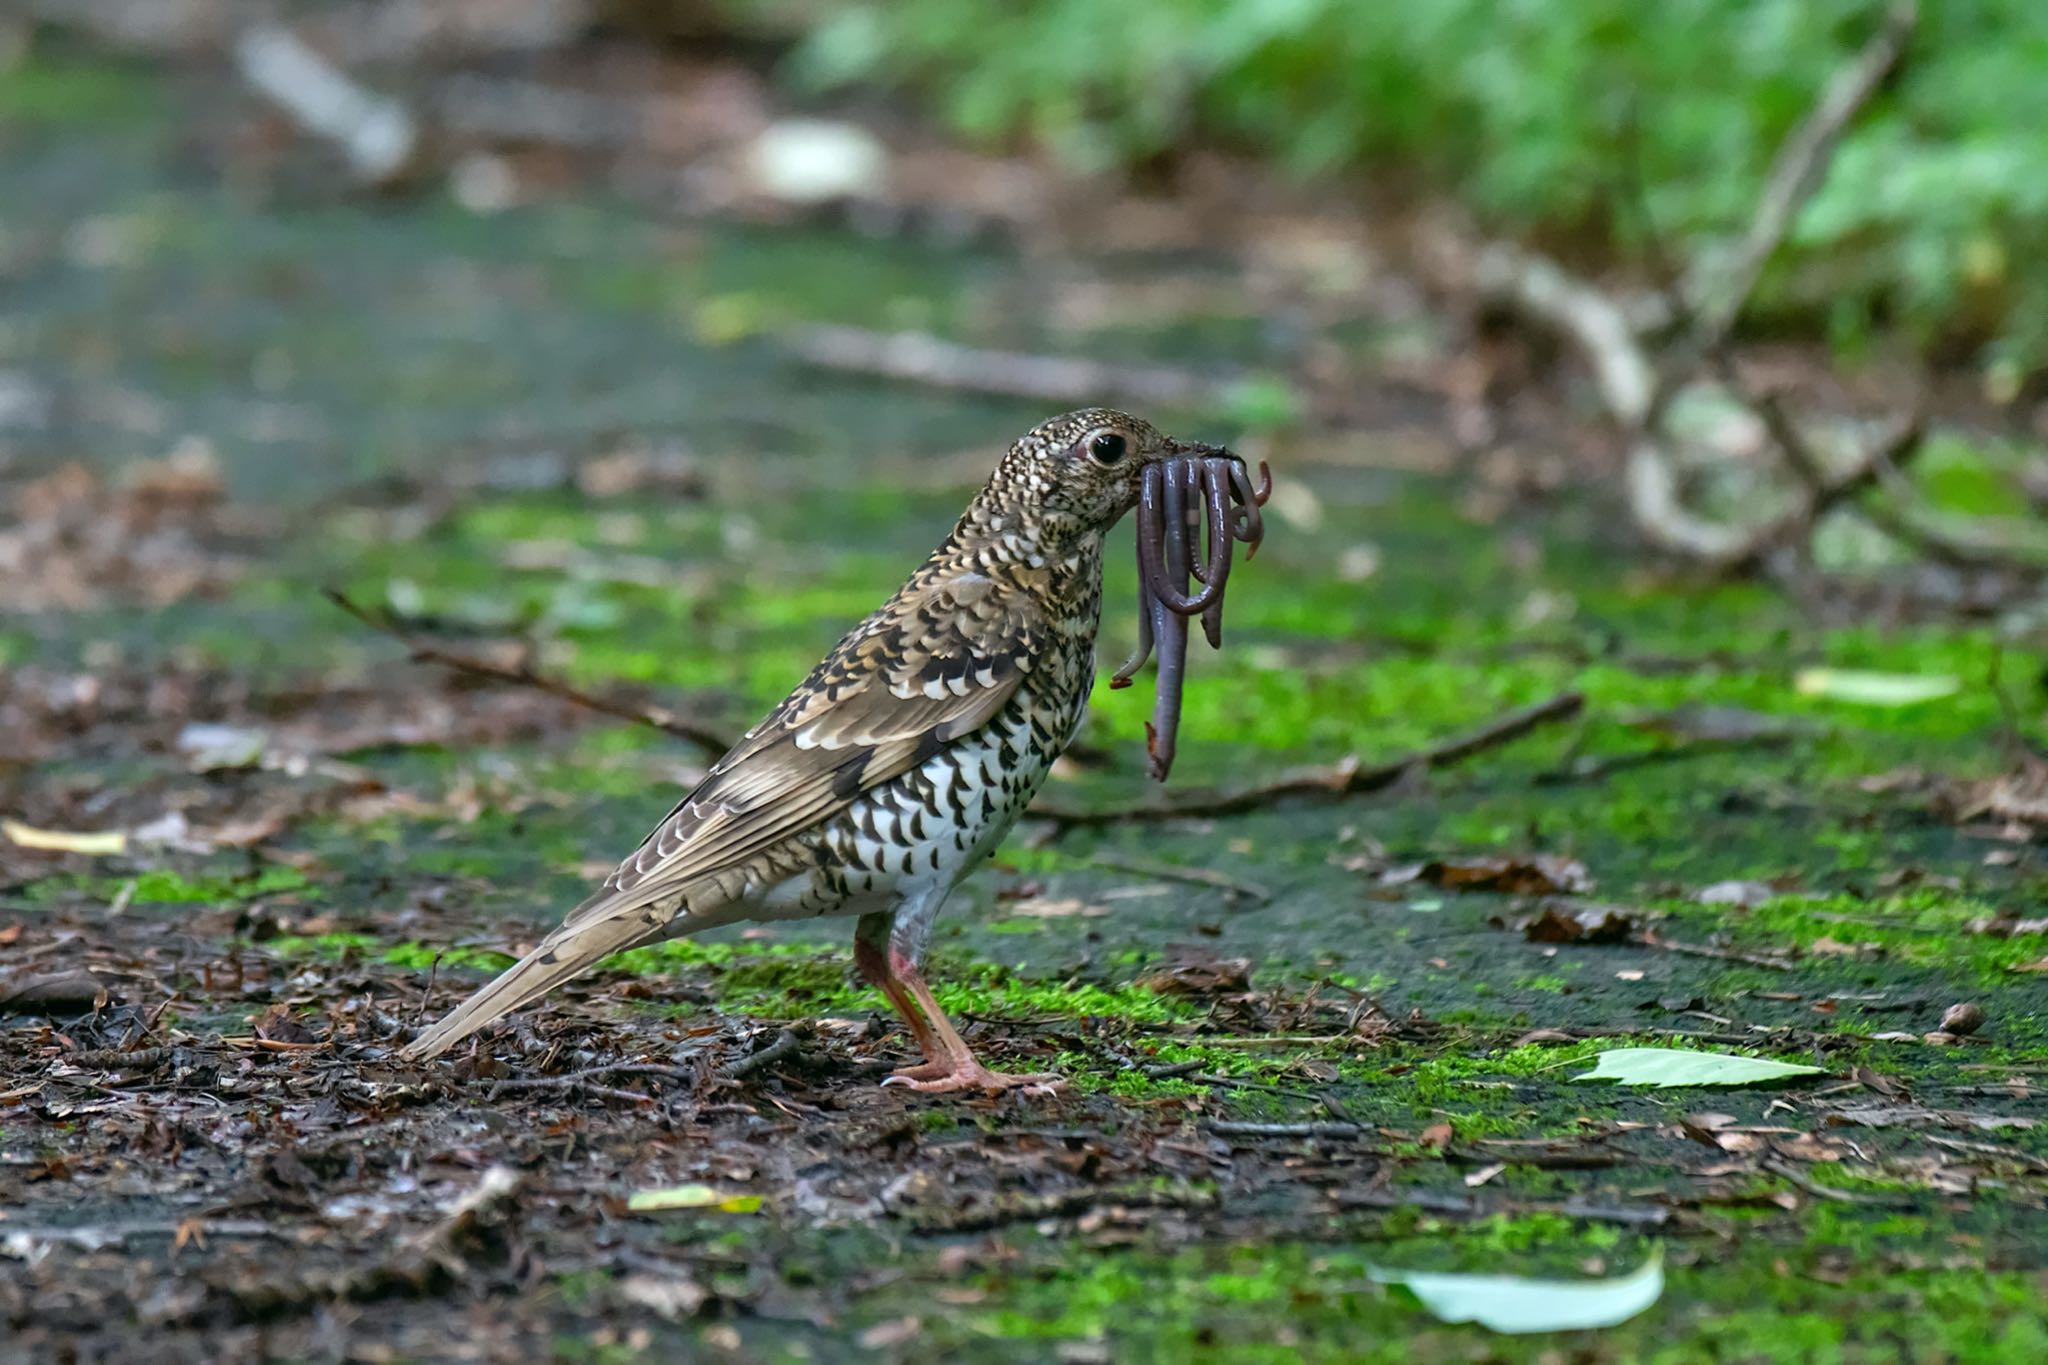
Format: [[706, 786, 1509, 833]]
[[402, 409, 1229, 1092]]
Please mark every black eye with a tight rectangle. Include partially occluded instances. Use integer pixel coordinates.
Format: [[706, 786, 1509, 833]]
[[1088, 432, 1128, 465]]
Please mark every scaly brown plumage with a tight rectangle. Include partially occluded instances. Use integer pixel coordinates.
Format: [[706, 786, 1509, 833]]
[[403, 409, 1233, 1091]]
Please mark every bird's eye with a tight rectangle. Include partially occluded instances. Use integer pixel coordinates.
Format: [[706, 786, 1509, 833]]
[[1087, 432, 1128, 466]]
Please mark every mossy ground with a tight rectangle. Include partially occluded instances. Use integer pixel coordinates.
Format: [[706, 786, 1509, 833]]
[[5, 52, 2047, 1363]]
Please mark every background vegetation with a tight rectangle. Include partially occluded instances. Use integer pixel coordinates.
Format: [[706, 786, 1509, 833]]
[[765, 0, 2048, 380]]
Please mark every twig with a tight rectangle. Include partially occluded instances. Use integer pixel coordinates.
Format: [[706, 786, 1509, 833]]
[[1762, 1157, 1894, 1205], [1142, 1059, 1204, 1079], [1032, 690, 1583, 826], [1744, 388, 1929, 562], [901, 1181, 1218, 1234], [1187, 1074, 1329, 1102], [484, 1062, 698, 1101], [1470, 4, 1928, 573], [1335, 1185, 1672, 1228], [1633, 937, 1796, 971], [1684, 1, 1920, 354], [1854, 449, 2048, 569], [723, 1027, 803, 1079], [1197, 1036, 1354, 1050], [58, 1045, 177, 1071], [325, 588, 735, 753], [1923, 1134, 2048, 1174], [1470, 242, 1765, 564], [1087, 854, 1270, 900], [1203, 1120, 1367, 1139], [785, 323, 1218, 409], [0, 1220, 283, 1251], [235, 25, 420, 186]]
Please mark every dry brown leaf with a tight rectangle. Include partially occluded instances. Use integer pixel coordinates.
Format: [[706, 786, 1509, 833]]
[[1394, 854, 1593, 897], [1520, 903, 1634, 944], [1, 819, 128, 856]]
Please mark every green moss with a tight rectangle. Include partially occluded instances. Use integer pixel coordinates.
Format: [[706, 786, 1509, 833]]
[[265, 932, 516, 973], [129, 866, 310, 905], [1670, 889, 2045, 978], [0, 58, 161, 127]]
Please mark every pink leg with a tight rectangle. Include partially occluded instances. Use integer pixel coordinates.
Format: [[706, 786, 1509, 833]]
[[851, 917, 1062, 1094], [852, 921, 959, 1083]]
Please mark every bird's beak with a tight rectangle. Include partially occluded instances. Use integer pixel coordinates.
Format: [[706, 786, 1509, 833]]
[[1162, 438, 1231, 460]]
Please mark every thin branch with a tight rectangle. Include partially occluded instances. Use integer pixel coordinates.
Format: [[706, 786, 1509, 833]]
[[1634, 936, 1796, 971], [1762, 1157, 1896, 1205], [1203, 1120, 1367, 1139], [1473, 3, 1924, 572], [324, 588, 736, 753], [235, 25, 421, 186], [1469, 244, 1752, 561], [901, 1182, 1219, 1234], [1734, 389, 1928, 566], [484, 1062, 699, 1102], [785, 323, 1218, 409], [1856, 452, 2048, 569], [1031, 690, 1583, 827], [1685, 0, 1919, 353], [1086, 853, 1271, 901], [722, 1027, 803, 1079]]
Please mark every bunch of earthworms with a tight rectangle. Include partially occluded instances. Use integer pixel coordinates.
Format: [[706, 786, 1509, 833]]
[[1112, 451, 1271, 780]]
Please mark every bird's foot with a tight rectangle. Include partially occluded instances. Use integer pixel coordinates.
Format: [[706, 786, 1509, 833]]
[[882, 1061, 1065, 1095]]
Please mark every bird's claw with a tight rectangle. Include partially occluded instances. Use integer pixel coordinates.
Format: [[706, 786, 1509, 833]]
[[881, 1064, 1065, 1095]]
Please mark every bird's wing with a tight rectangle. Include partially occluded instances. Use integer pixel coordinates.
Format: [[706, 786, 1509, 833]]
[[581, 568, 1050, 919], [400, 571, 1051, 1061]]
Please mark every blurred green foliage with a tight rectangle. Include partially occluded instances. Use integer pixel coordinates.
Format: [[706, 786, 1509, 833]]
[[756, 0, 2048, 374]]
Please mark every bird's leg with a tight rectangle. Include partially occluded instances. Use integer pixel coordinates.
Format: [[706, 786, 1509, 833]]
[[852, 915, 958, 1082], [887, 951, 1063, 1094], [851, 915, 1061, 1094]]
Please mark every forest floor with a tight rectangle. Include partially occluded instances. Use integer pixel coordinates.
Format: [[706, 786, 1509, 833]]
[[5, 48, 2048, 1365]]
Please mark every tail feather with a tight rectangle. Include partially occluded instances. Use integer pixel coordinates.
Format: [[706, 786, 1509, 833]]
[[400, 905, 663, 1061]]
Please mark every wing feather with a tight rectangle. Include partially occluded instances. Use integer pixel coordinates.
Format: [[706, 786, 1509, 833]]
[[568, 571, 1044, 923]]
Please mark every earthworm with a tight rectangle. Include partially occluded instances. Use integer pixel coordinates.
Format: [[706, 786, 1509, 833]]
[[1112, 451, 1271, 780]]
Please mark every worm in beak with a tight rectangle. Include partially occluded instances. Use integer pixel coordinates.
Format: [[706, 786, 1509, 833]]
[[1111, 448, 1271, 780]]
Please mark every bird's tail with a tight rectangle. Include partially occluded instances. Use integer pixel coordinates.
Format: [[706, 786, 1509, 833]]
[[400, 898, 666, 1061]]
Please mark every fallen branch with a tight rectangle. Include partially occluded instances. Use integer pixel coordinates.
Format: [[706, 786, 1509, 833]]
[[324, 588, 735, 753], [1634, 936, 1797, 971], [723, 1026, 803, 1079], [1467, 241, 1747, 560], [58, 1045, 177, 1071], [1335, 1185, 1671, 1228], [1203, 1120, 1367, 1139], [484, 1061, 700, 1103], [1, 1220, 283, 1253], [1031, 690, 1583, 826], [1466, 3, 1951, 575], [1683, 0, 1919, 354], [1852, 443, 2048, 570], [901, 1181, 1219, 1234], [785, 323, 1218, 409], [1086, 853, 1271, 901], [235, 25, 420, 186], [1762, 1156, 1895, 1205]]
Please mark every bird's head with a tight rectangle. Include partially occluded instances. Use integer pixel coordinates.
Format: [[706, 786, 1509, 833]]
[[976, 408, 1225, 552]]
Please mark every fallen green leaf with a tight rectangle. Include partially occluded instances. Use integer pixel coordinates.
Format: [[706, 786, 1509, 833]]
[[626, 1184, 762, 1214], [1793, 668, 1960, 706], [2, 818, 127, 856], [1371, 1245, 1664, 1334], [1574, 1047, 1823, 1089]]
